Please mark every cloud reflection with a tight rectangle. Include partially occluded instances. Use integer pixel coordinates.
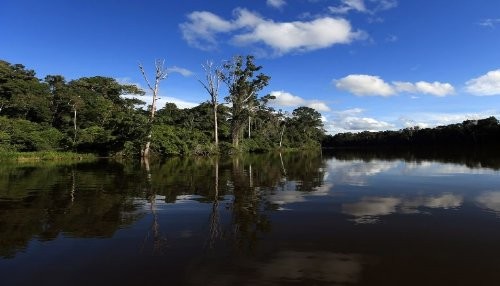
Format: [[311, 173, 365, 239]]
[[342, 193, 463, 223], [476, 191, 500, 214], [328, 159, 399, 186]]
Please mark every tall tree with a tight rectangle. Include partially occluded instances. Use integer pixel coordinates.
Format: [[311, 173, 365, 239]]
[[287, 106, 324, 147], [0, 61, 51, 123], [198, 60, 221, 146], [139, 59, 168, 158], [220, 55, 270, 148]]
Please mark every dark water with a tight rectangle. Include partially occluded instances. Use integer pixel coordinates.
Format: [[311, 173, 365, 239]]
[[2, 151, 500, 285]]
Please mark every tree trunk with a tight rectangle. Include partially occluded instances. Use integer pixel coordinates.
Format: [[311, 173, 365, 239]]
[[248, 116, 251, 139], [214, 104, 218, 146], [279, 124, 285, 148], [139, 60, 167, 158], [232, 132, 239, 148], [73, 106, 77, 147]]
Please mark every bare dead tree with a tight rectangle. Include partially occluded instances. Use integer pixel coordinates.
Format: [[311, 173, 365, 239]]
[[198, 60, 221, 147], [138, 59, 168, 158]]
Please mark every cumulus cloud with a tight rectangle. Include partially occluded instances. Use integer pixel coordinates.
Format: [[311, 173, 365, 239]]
[[326, 108, 395, 133], [308, 101, 331, 112], [393, 81, 455, 96], [342, 116, 394, 130], [167, 66, 194, 77], [232, 17, 365, 55], [334, 74, 455, 97], [335, 74, 396, 96], [269, 90, 331, 111], [270, 91, 305, 106], [180, 8, 365, 55], [179, 11, 235, 50], [267, 0, 286, 9], [465, 69, 500, 96]]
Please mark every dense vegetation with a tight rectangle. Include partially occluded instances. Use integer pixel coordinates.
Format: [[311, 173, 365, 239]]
[[0, 58, 325, 157], [323, 116, 500, 149]]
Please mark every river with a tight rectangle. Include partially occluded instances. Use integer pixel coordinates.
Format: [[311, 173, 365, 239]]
[[1, 150, 500, 285]]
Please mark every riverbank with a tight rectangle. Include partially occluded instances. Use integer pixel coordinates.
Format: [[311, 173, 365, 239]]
[[0, 151, 97, 162]]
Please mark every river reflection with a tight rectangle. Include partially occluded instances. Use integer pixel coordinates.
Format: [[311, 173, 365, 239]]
[[2, 151, 500, 285]]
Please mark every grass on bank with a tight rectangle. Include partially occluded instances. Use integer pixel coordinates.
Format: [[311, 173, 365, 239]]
[[0, 151, 97, 162]]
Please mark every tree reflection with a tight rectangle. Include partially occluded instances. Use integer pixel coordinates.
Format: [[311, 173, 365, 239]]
[[206, 158, 221, 249], [0, 162, 144, 258], [140, 157, 168, 255], [201, 152, 326, 252], [0, 151, 328, 258]]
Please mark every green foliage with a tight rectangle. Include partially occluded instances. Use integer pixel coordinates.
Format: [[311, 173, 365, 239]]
[[0, 116, 64, 151], [0, 59, 325, 158], [151, 124, 215, 156], [281, 106, 325, 149], [220, 55, 270, 147]]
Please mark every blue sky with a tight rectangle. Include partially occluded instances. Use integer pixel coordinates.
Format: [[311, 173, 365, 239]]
[[2, 0, 500, 134]]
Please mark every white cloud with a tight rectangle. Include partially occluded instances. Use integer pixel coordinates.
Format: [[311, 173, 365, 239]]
[[329, 0, 367, 14], [372, 0, 398, 12], [415, 81, 454, 96], [233, 17, 365, 55], [335, 74, 396, 96], [307, 101, 331, 112], [179, 11, 236, 50], [335, 108, 364, 116], [329, 0, 397, 14], [267, 0, 286, 9], [166, 66, 194, 77], [180, 8, 365, 55], [270, 91, 305, 106], [465, 69, 500, 96], [269, 90, 331, 111], [393, 81, 455, 97], [478, 18, 500, 28], [335, 74, 455, 97], [341, 116, 394, 130], [326, 108, 395, 134]]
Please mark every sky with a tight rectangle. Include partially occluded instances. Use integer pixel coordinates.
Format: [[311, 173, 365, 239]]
[[1, 0, 500, 134]]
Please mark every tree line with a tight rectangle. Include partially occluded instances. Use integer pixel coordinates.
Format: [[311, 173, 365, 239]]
[[0, 56, 325, 157], [323, 116, 500, 148]]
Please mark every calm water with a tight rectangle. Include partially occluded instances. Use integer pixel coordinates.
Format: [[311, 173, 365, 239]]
[[2, 151, 500, 285]]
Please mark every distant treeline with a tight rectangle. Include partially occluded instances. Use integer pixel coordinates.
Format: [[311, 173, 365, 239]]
[[0, 59, 325, 157], [323, 117, 500, 148]]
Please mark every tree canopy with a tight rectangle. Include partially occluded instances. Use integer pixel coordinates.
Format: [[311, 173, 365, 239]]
[[0, 58, 325, 157]]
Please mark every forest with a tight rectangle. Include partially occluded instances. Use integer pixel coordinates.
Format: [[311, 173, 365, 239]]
[[323, 116, 500, 148], [0, 57, 325, 158]]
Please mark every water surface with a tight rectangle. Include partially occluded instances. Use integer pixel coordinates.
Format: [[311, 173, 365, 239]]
[[2, 151, 500, 285]]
